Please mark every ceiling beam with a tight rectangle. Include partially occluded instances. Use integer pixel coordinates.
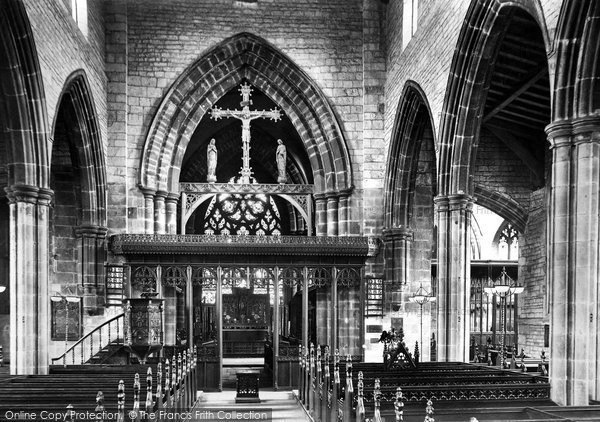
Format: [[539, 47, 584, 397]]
[[486, 124, 544, 187], [483, 65, 548, 123]]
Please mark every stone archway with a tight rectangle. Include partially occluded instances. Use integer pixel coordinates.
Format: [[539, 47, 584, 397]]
[[1, 0, 51, 375], [545, 0, 600, 406], [139, 33, 353, 235], [435, 0, 551, 363], [382, 81, 437, 360], [50, 71, 107, 316]]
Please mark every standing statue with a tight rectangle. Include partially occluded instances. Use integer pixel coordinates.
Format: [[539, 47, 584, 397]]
[[207, 138, 217, 183], [276, 139, 287, 184]]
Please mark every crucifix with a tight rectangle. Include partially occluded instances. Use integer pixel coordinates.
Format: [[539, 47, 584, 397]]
[[210, 83, 281, 184]]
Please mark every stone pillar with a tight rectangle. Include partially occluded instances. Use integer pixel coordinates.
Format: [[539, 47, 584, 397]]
[[326, 194, 339, 237], [546, 119, 600, 405], [337, 192, 350, 236], [435, 194, 472, 362], [76, 225, 108, 315], [154, 190, 167, 234], [165, 193, 179, 234], [314, 194, 327, 236], [382, 227, 413, 286], [140, 187, 155, 234], [6, 185, 52, 374]]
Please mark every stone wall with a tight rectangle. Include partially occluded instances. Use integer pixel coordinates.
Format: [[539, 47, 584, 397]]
[[114, 0, 376, 235], [518, 188, 548, 357]]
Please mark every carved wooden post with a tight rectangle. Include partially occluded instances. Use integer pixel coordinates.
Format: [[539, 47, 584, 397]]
[[330, 349, 340, 422], [394, 387, 404, 421], [321, 346, 329, 421], [133, 373, 141, 422], [191, 346, 198, 405], [373, 378, 382, 422], [176, 353, 182, 410], [355, 371, 365, 422], [145, 367, 153, 417], [117, 380, 125, 422], [424, 399, 435, 422], [164, 359, 171, 410], [156, 363, 163, 421], [181, 351, 188, 410], [96, 391, 105, 422], [337, 398, 344, 422], [344, 355, 353, 418], [304, 345, 310, 407], [171, 357, 177, 410], [308, 343, 315, 412], [299, 345, 305, 403], [315, 345, 322, 421]]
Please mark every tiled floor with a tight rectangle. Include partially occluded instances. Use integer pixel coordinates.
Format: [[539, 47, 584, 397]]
[[194, 390, 311, 421]]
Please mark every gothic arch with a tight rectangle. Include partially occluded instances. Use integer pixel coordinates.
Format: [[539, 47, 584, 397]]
[[52, 70, 107, 228], [551, 0, 600, 121], [472, 185, 527, 233], [139, 32, 353, 195], [438, 0, 550, 195], [0, 0, 49, 189], [383, 81, 437, 228]]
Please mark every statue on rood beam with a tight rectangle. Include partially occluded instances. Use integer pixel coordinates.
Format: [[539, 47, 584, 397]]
[[276, 139, 287, 184], [207, 138, 217, 183]]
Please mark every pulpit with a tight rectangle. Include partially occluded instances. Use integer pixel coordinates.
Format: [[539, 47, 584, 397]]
[[235, 369, 261, 403], [123, 296, 164, 364]]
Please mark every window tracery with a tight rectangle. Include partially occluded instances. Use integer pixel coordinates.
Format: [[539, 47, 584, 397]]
[[203, 193, 282, 235]]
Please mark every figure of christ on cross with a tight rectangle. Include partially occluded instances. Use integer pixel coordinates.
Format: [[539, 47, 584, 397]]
[[210, 83, 282, 184]]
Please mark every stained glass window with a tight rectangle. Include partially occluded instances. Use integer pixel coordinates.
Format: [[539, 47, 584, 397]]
[[203, 193, 282, 235]]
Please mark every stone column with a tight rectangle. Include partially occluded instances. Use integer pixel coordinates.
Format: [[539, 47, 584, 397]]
[[546, 119, 600, 405], [314, 194, 327, 236], [165, 193, 179, 234], [337, 192, 350, 236], [154, 190, 167, 234], [326, 194, 339, 237], [76, 225, 108, 315], [6, 185, 52, 374], [382, 227, 413, 286], [140, 187, 155, 234], [435, 194, 472, 362]]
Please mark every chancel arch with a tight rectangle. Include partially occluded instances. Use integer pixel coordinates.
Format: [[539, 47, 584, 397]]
[[49, 71, 107, 319], [139, 32, 353, 236], [437, 0, 551, 364], [382, 81, 437, 361]]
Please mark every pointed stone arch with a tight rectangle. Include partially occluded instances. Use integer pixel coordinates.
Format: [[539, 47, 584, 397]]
[[0, 0, 49, 189], [437, 0, 550, 196], [51, 70, 108, 314], [383, 80, 437, 229], [139, 32, 353, 196], [52, 70, 107, 229], [472, 185, 527, 234]]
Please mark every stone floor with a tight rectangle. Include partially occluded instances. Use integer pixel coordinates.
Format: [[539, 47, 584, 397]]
[[194, 390, 311, 421]]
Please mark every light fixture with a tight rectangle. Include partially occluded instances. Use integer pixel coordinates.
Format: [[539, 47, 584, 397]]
[[484, 267, 523, 368], [409, 281, 436, 358], [0, 283, 6, 293]]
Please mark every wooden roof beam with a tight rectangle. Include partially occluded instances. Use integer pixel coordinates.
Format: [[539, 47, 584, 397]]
[[483, 65, 548, 123]]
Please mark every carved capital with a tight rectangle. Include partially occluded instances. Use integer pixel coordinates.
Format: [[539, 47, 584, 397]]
[[448, 193, 474, 212], [382, 226, 413, 242], [546, 121, 573, 149], [5, 184, 54, 205], [165, 192, 180, 204], [573, 116, 600, 139], [138, 184, 157, 198], [75, 224, 108, 238], [155, 190, 169, 200]]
